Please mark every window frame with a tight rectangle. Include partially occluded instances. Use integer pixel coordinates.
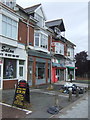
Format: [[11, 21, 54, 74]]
[[2, 15, 18, 40], [19, 61, 24, 78], [34, 31, 48, 50]]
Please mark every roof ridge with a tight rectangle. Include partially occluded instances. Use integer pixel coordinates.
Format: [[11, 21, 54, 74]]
[[46, 19, 63, 23], [24, 3, 41, 10]]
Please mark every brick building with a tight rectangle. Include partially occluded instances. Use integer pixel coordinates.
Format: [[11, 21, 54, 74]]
[[0, 2, 76, 89], [0, 2, 28, 89]]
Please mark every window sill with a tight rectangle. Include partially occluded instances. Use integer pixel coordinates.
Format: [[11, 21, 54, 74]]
[[0, 35, 17, 42], [3, 78, 18, 81]]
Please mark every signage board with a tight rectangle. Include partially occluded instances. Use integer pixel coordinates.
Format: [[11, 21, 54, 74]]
[[13, 80, 30, 108]]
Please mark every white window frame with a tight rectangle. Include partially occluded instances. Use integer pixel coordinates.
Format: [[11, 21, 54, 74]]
[[19, 61, 25, 79], [55, 42, 64, 55], [34, 31, 48, 50], [2, 14, 18, 40]]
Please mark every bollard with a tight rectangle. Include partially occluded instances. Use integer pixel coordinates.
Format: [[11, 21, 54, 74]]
[[76, 87, 79, 97], [55, 92, 59, 107], [68, 88, 72, 101]]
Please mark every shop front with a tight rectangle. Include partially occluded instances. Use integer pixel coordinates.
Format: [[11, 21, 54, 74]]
[[65, 60, 75, 81], [52, 62, 66, 83], [28, 50, 51, 86], [0, 44, 27, 89]]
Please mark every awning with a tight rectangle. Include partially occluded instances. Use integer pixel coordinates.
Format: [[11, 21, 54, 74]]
[[66, 66, 75, 69], [52, 63, 66, 69]]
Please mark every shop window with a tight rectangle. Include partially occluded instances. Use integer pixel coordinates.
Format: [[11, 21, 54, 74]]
[[36, 63, 45, 79], [48, 64, 50, 79], [19, 60, 24, 78], [3, 58, 16, 79]]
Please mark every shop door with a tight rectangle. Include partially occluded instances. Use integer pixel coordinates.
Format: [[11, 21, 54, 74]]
[[56, 69, 60, 81], [60, 70, 64, 81], [28, 62, 33, 86], [0, 64, 2, 89]]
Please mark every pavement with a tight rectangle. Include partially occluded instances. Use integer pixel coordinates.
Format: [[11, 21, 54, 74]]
[[51, 92, 88, 118], [0, 81, 89, 119]]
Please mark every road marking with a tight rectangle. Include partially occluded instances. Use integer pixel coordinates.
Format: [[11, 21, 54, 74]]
[[0, 102, 32, 114], [31, 89, 68, 97]]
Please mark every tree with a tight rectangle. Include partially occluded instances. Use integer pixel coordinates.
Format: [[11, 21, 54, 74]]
[[75, 51, 88, 77]]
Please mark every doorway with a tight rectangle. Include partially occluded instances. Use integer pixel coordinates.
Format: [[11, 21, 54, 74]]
[[56, 69, 60, 81], [28, 62, 33, 86], [0, 64, 3, 89]]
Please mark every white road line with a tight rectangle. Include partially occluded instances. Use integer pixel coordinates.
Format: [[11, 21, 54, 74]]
[[31, 89, 68, 97], [0, 102, 32, 114]]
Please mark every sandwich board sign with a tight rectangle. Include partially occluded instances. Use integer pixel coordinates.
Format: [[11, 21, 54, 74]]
[[13, 80, 30, 108]]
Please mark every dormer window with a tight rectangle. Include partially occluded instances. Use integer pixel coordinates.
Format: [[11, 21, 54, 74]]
[[34, 13, 44, 27]]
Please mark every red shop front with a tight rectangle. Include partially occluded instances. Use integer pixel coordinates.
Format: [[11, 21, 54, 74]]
[[52, 63, 66, 83]]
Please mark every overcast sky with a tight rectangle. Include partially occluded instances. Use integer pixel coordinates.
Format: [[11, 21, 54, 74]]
[[16, 0, 88, 55]]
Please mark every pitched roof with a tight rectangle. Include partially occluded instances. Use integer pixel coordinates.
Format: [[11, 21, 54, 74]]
[[24, 4, 41, 13], [45, 19, 65, 32]]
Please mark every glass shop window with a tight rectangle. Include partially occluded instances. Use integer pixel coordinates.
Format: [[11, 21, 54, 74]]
[[3, 58, 16, 79], [36, 63, 45, 79], [48, 64, 50, 79]]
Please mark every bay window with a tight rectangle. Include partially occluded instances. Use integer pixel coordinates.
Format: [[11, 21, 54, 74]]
[[55, 42, 64, 55], [34, 32, 48, 49]]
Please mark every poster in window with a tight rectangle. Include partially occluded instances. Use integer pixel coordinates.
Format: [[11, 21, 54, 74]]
[[4, 59, 16, 79]]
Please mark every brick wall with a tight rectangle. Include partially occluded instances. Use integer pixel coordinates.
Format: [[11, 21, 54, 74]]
[[3, 80, 18, 89], [18, 20, 27, 45]]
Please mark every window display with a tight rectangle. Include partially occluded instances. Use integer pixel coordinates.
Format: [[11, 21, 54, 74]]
[[3, 58, 16, 79], [36, 63, 45, 79]]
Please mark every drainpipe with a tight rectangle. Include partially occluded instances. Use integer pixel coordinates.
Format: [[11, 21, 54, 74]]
[[26, 19, 30, 83], [27, 19, 30, 47], [50, 35, 52, 84]]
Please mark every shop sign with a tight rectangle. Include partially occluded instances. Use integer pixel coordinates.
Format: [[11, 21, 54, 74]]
[[0, 45, 19, 58], [13, 80, 30, 108], [1, 45, 14, 53], [65, 60, 75, 67]]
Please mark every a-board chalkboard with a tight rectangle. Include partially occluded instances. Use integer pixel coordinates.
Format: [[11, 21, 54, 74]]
[[13, 80, 30, 108]]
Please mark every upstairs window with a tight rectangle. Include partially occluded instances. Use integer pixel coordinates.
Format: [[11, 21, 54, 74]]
[[67, 48, 74, 59], [34, 32, 48, 49], [35, 33, 39, 46], [2, 15, 17, 40], [55, 42, 64, 55]]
